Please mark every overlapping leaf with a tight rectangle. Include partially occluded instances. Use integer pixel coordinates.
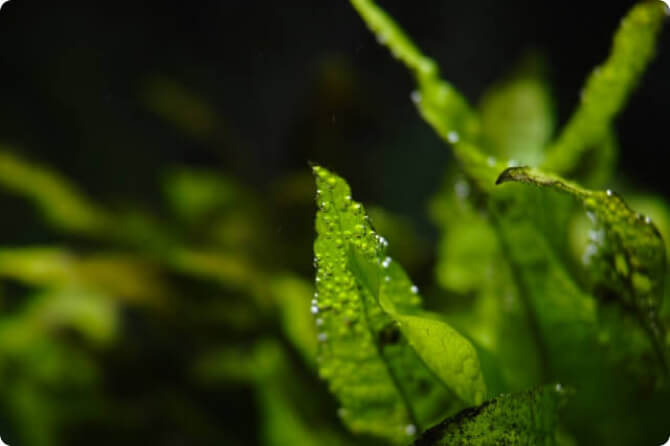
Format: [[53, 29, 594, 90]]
[[496, 166, 668, 369], [414, 385, 568, 446], [312, 165, 486, 443]]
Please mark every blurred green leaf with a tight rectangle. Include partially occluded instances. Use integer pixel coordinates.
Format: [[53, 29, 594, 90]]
[[349, 0, 507, 191], [162, 168, 243, 223], [141, 77, 218, 139], [0, 247, 167, 305], [270, 275, 319, 366], [541, 1, 666, 175], [429, 174, 498, 295], [479, 54, 555, 166], [367, 206, 431, 273], [0, 149, 108, 234]]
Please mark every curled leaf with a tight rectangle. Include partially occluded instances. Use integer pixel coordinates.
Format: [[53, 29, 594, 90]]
[[496, 166, 667, 368]]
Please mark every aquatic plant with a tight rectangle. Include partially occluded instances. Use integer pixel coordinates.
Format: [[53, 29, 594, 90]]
[[0, 1, 668, 445], [309, 0, 670, 444]]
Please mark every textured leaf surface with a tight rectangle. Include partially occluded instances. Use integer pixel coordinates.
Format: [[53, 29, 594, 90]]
[[497, 166, 668, 370], [497, 167, 666, 316], [312, 165, 485, 442], [489, 182, 670, 445], [414, 385, 567, 446]]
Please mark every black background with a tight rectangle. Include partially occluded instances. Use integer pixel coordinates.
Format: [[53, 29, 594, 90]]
[[1, 1, 668, 224]]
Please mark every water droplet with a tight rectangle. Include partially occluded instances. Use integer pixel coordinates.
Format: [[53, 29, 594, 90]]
[[410, 285, 418, 294], [384, 276, 391, 282], [487, 156, 497, 167], [311, 305, 319, 315], [588, 228, 604, 244], [606, 189, 613, 197], [318, 332, 328, 342], [447, 131, 460, 144], [507, 159, 520, 167], [645, 215, 652, 224], [555, 383, 563, 393], [410, 90, 422, 104], [376, 33, 388, 45], [316, 318, 324, 326], [382, 256, 392, 268], [583, 243, 598, 266], [405, 424, 417, 436], [454, 180, 470, 199]]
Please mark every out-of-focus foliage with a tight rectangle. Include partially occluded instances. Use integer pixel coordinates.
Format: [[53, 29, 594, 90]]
[[541, 1, 667, 176], [0, 0, 668, 445]]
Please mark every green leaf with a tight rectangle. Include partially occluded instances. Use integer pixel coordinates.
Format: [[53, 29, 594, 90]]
[[251, 342, 350, 446], [363, 256, 488, 406], [387, 308, 488, 407], [414, 385, 568, 446], [428, 174, 545, 391], [0, 148, 108, 234], [572, 128, 618, 189], [541, 1, 667, 175], [478, 54, 555, 166], [312, 165, 485, 442], [349, 0, 506, 190], [429, 173, 499, 295], [487, 182, 669, 444], [496, 166, 667, 369], [0, 246, 166, 305], [270, 275, 319, 366]]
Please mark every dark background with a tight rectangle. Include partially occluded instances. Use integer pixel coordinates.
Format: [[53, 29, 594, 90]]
[[0, 1, 669, 444], [1, 1, 668, 225]]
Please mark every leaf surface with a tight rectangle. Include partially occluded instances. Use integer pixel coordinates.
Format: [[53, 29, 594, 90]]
[[312, 165, 485, 442], [414, 385, 568, 446], [497, 166, 668, 369]]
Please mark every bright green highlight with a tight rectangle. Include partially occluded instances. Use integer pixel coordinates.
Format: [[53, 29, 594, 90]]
[[312, 165, 486, 442]]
